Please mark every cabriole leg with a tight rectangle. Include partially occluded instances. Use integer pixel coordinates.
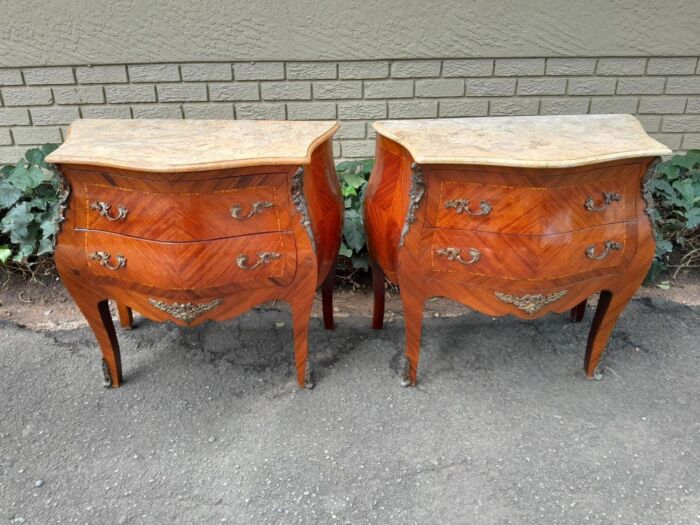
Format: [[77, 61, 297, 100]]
[[116, 302, 133, 329], [584, 288, 636, 379], [321, 261, 336, 330], [63, 279, 123, 387], [290, 294, 315, 389], [371, 259, 386, 330], [569, 299, 587, 323], [400, 291, 425, 387]]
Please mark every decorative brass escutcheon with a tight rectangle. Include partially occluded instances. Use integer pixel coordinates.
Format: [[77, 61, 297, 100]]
[[148, 298, 223, 324], [495, 290, 568, 315], [230, 201, 274, 220], [584, 192, 621, 212], [436, 247, 481, 265], [236, 251, 281, 270], [89, 251, 126, 270], [445, 199, 492, 216], [585, 240, 623, 260], [90, 201, 128, 221]]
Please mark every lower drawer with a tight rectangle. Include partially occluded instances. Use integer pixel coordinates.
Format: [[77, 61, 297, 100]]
[[85, 231, 296, 290], [421, 223, 633, 281]]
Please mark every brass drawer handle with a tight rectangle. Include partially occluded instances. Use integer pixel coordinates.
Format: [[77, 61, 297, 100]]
[[436, 247, 481, 265], [584, 192, 621, 212], [585, 240, 623, 260], [236, 251, 281, 270], [90, 201, 128, 221], [445, 199, 492, 216], [230, 201, 274, 220], [89, 251, 126, 270]]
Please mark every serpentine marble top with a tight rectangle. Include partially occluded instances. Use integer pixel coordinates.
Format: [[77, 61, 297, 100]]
[[372, 114, 671, 168], [46, 119, 339, 172]]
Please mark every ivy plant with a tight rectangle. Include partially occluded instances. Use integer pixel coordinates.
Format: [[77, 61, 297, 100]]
[[647, 149, 700, 281], [336, 159, 373, 270], [0, 144, 63, 264]]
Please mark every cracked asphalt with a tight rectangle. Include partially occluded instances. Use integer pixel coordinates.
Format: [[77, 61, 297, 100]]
[[1, 296, 699, 524]]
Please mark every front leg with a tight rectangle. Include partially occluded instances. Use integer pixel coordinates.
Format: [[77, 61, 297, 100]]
[[371, 259, 386, 330], [290, 292, 315, 389], [400, 290, 425, 386], [584, 288, 636, 378], [62, 279, 123, 387]]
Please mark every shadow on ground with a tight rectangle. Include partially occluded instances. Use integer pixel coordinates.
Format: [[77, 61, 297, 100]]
[[1, 297, 699, 523]]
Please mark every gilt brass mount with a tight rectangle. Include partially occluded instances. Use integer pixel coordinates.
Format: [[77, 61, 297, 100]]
[[445, 199, 492, 216], [436, 247, 481, 265], [89, 251, 126, 270], [90, 201, 128, 221], [236, 251, 281, 270], [230, 201, 274, 220], [495, 290, 568, 315], [585, 240, 623, 260]]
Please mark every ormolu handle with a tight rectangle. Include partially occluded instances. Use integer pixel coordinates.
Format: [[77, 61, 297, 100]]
[[584, 192, 621, 212], [436, 247, 481, 265], [236, 251, 281, 270], [90, 201, 128, 221], [89, 251, 126, 270], [445, 199, 492, 216], [230, 201, 274, 220], [585, 240, 623, 260]]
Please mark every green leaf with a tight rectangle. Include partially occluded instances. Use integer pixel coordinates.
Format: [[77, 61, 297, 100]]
[[24, 147, 46, 167], [335, 161, 355, 171], [342, 209, 365, 253], [672, 179, 696, 211], [656, 162, 681, 180], [36, 237, 54, 256], [0, 164, 14, 177], [350, 254, 369, 270], [7, 162, 44, 191], [1, 201, 35, 240], [0, 245, 11, 264], [341, 171, 367, 190], [0, 182, 22, 209], [12, 241, 36, 263], [338, 242, 353, 258], [656, 239, 673, 254], [40, 143, 59, 156]]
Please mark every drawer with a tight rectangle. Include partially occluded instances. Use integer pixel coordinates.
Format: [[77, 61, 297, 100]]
[[76, 174, 290, 241], [425, 167, 637, 235], [85, 231, 296, 290], [420, 223, 632, 281]]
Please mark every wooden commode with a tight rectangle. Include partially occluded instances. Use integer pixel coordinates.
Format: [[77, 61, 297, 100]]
[[47, 119, 343, 388], [364, 115, 671, 385]]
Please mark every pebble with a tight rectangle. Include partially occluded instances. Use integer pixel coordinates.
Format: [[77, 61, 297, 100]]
[[208, 437, 216, 443], [35, 479, 44, 487]]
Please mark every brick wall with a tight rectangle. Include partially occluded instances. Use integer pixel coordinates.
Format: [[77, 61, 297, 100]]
[[1, 57, 699, 164]]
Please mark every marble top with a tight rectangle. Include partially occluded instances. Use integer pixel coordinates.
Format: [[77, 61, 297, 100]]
[[372, 115, 671, 168], [46, 119, 339, 172]]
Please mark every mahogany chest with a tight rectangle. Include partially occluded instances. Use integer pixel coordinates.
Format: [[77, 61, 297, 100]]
[[47, 119, 343, 388], [364, 115, 671, 385]]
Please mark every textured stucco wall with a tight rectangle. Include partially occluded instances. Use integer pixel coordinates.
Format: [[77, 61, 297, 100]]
[[2, 0, 699, 67]]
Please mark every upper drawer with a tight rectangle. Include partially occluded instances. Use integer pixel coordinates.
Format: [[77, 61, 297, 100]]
[[74, 173, 290, 241], [424, 165, 639, 235], [420, 222, 634, 282], [85, 231, 296, 291]]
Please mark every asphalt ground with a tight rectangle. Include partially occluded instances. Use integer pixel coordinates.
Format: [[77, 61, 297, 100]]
[[1, 296, 698, 524]]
